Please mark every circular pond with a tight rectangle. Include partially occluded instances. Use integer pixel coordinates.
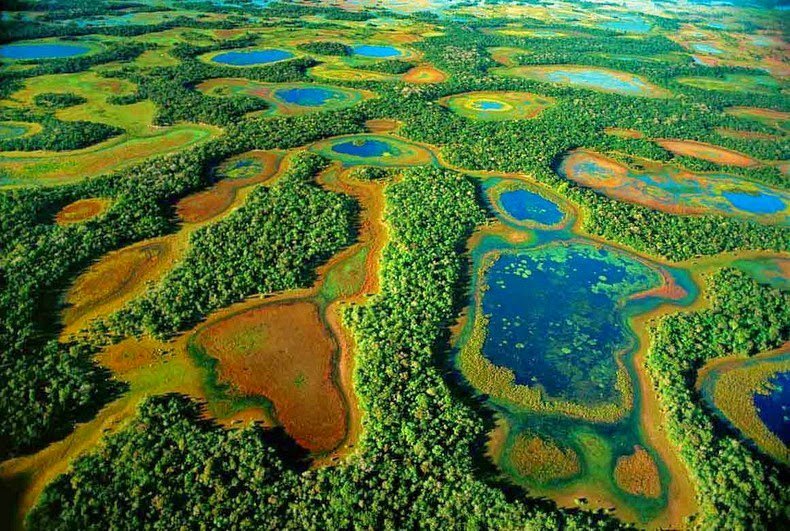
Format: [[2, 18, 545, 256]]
[[440, 91, 554, 121], [310, 134, 435, 167]]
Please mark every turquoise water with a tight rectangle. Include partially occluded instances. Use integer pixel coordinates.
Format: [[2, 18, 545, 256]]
[[475, 100, 506, 110], [332, 139, 397, 158], [480, 243, 661, 405], [352, 44, 402, 58], [601, 16, 651, 34], [0, 42, 92, 60], [212, 49, 293, 66], [274, 87, 340, 106], [692, 43, 724, 55], [723, 191, 785, 214], [754, 371, 790, 445], [499, 189, 564, 225], [545, 69, 647, 95]]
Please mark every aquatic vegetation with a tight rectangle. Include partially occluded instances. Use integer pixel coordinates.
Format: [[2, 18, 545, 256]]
[[55, 198, 109, 226], [677, 74, 780, 94], [697, 348, 790, 463], [506, 434, 581, 484], [656, 140, 758, 167], [196, 79, 371, 117], [495, 65, 670, 97], [731, 257, 790, 290], [190, 301, 347, 454], [310, 134, 435, 167], [558, 149, 789, 225], [600, 16, 651, 34], [439, 91, 554, 121], [460, 241, 668, 420], [613, 446, 662, 498], [208, 48, 294, 66], [0, 121, 40, 140]]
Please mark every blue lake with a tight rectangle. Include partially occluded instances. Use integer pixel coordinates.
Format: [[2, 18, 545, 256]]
[[480, 244, 660, 405], [723, 191, 785, 214], [274, 87, 339, 106], [211, 49, 293, 66], [546, 69, 647, 95], [331, 139, 397, 158], [601, 16, 651, 34], [352, 44, 402, 58], [0, 42, 92, 60], [475, 100, 506, 110], [499, 189, 564, 225], [692, 43, 724, 55], [754, 371, 789, 446]]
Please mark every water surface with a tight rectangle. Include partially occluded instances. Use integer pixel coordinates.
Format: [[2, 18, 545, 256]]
[[0, 42, 92, 60], [212, 48, 293, 66]]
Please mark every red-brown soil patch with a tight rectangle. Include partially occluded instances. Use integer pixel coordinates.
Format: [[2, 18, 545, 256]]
[[657, 139, 758, 167], [195, 301, 346, 453], [176, 151, 282, 224], [403, 64, 448, 84], [55, 198, 109, 225]]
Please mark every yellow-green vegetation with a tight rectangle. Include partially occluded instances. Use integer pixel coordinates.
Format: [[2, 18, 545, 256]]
[[3, 71, 154, 135], [0, 124, 219, 186], [507, 434, 581, 484], [439, 91, 554, 121]]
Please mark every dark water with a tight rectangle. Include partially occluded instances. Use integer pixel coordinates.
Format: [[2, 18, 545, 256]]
[[754, 371, 790, 445], [480, 243, 659, 404]]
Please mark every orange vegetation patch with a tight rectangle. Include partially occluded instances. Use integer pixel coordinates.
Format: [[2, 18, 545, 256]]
[[176, 151, 282, 224], [656, 139, 758, 167], [613, 445, 661, 498], [365, 118, 401, 133], [55, 197, 109, 225], [403, 64, 448, 84], [97, 336, 171, 375], [605, 127, 644, 139], [194, 301, 346, 453], [508, 434, 580, 484], [62, 239, 174, 330]]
